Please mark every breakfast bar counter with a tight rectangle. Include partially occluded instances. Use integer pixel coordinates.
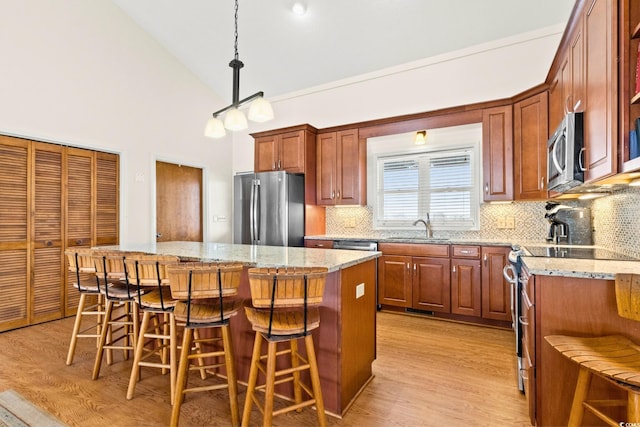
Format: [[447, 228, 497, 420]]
[[97, 241, 380, 417]]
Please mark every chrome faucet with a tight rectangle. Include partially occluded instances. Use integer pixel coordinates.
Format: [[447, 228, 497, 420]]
[[413, 214, 433, 238]]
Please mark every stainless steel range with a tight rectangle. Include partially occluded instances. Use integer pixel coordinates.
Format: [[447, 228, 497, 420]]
[[503, 245, 525, 393]]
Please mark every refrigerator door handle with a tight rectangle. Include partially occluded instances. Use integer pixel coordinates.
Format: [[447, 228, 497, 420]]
[[250, 179, 256, 243], [252, 179, 261, 244]]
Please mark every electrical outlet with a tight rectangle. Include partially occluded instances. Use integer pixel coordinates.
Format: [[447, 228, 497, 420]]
[[356, 283, 365, 299], [506, 216, 515, 229], [497, 217, 506, 229]]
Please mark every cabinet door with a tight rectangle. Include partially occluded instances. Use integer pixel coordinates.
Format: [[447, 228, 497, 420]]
[[95, 152, 119, 246], [304, 239, 334, 249], [481, 246, 511, 322], [451, 258, 481, 317], [0, 137, 29, 331], [378, 255, 411, 307], [584, 0, 617, 182], [254, 135, 279, 172], [32, 142, 64, 324], [316, 132, 337, 205], [336, 129, 362, 205], [514, 92, 549, 200], [482, 106, 513, 202], [279, 130, 305, 173], [412, 257, 450, 313], [548, 65, 565, 134]]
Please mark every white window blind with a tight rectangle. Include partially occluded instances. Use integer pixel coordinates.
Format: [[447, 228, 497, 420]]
[[375, 148, 479, 229]]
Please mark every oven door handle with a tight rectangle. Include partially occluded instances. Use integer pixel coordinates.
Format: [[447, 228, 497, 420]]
[[503, 264, 518, 330], [503, 264, 517, 284]]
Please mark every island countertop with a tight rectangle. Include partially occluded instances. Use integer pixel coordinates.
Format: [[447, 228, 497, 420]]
[[96, 241, 380, 272]]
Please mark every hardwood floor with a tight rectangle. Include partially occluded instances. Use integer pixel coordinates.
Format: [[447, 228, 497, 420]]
[[0, 311, 530, 426]]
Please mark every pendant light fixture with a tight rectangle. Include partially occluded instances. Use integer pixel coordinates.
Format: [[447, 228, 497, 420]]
[[205, 0, 274, 138]]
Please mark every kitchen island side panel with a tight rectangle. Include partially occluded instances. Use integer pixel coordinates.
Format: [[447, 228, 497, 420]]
[[537, 275, 640, 426]]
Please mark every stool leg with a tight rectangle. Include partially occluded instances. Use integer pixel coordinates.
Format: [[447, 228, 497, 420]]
[[304, 334, 326, 427], [66, 293, 87, 366], [171, 327, 194, 427], [290, 339, 302, 410], [126, 310, 151, 400], [168, 313, 177, 406], [222, 324, 239, 427], [193, 329, 207, 380], [92, 299, 115, 380], [629, 391, 640, 423], [241, 333, 263, 427], [263, 340, 277, 427], [568, 367, 592, 427]]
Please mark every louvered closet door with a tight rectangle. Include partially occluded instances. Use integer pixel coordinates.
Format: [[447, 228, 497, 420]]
[[95, 152, 119, 245], [65, 147, 94, 316], [31, 142, 64, 323], [0, 136, 29, 331]]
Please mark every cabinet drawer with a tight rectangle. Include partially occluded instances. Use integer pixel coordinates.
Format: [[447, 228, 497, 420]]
[[378, 242, 449, 257], [304, 239, 334, 249], [451, 245, 480, 259]]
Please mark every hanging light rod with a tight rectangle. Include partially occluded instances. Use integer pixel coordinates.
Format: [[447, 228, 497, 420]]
[[205, 0, 274, 138]]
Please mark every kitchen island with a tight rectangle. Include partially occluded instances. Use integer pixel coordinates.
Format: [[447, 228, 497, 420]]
[[97, 241, 380, 417], [521, 256, 640, 426]]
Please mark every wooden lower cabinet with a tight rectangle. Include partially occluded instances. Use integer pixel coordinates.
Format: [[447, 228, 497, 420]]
[[413, 257, 451, 313], [304, 239, 334, 249], [481, 246, 512, 322], [0, 135, 119, 332], [450, 258, 481, 317], [378, 255, 412, 307]]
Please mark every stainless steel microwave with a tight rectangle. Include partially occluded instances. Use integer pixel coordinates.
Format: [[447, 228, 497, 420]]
[[547, 112, 584, 192]]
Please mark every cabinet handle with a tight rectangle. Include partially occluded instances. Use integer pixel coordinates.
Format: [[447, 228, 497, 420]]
[[540, 176, 545, 190], [278, 159, 281, 170], [331, 191, 335, 199], [452, 265, 456, 273], [483, 253, 487, 265], [337, 190, 340, 199], [484, 183, 489, 194], [272, 162, 276, 170], [407, 263, 410, 270], [413, 264, 416, 271], [460, 250, 472, 254], [316, 244, 324, 247]]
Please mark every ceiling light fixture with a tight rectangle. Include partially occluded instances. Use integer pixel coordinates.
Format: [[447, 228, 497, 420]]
[[414, 131, 427, 145], [291, 0, 308, 15], [204, 0, 274, 138]]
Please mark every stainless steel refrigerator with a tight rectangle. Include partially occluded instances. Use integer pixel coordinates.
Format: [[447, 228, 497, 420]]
[[233, 171, 305, 247]]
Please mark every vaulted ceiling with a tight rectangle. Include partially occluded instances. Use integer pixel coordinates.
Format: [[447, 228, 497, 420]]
[[112, 0, 576, 102]]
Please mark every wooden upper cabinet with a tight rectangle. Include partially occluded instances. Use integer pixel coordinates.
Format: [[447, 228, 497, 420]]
[[316, 129, 365, 206], [583, 0, 617, 182], [253, 125, 317, 174], [514, 91, 549, 200], [482, 105, 514, 202]]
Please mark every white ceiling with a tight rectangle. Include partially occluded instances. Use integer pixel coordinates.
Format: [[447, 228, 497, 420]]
[[112, 0, 576, 103]]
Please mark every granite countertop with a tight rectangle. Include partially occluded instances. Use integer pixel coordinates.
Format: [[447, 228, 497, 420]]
[[95, 241, 380, 273], [305, 234, 514, 247]]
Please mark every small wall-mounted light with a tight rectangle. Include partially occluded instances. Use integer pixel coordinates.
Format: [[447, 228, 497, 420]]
[[290, 0, 308, 15], [414, 131, 427, 145]]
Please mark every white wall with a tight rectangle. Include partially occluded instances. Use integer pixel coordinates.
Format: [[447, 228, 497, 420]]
[[0, 0, 232, 245], [231, 25, 566, 175], [0, 1, 565, 244]]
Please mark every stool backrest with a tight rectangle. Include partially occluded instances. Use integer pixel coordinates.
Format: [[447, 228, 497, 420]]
[[124, 254, 180, 287], [247, 267, 328, 308], [167, 262, 243, 300], [615, 274, 640, 321], [65, 248, 96, 274]]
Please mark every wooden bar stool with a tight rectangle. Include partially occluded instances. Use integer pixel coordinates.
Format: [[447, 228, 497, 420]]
[[545, 273, 640, 426], [125, 254, 180, 403], [242, 267, 328, 427], [92, 251, 142, 380], [167, 262, 244, 427], [64, 248, 105, 366]]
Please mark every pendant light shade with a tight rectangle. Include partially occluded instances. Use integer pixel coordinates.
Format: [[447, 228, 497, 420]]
[[204, 0, 274, 139], [204, 117, 226, 138], [224, 108, 248, 131], [414, 131, 427, 145], [248, 97, 274, 122]]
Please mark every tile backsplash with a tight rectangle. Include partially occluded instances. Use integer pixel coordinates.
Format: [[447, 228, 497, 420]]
[[325, 186, 640, 257]]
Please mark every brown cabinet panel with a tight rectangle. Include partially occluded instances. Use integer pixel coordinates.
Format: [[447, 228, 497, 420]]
[[514, 92, 549, 200], [584, 0, 617, 182], [0, 137, 29, 242], [254, 128, 312, 175], [413, 257, 451, 313], [0, 249, 29, 329], [95, 152, 119, 246], [451, 258, 481, 317], [378, 255, 412, 307], [66, 148, 93, 248], [254, 135, 278, 172], [482, 105, 514, 201], [279, 131, 306, 173], [316, 129, 365, 205], [481, 246, 511, 322], [451, 245, 480, 259], [378, 242, 449, 257]]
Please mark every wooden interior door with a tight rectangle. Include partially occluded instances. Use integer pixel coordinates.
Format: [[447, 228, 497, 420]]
[[156, 161, 203, 242]]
